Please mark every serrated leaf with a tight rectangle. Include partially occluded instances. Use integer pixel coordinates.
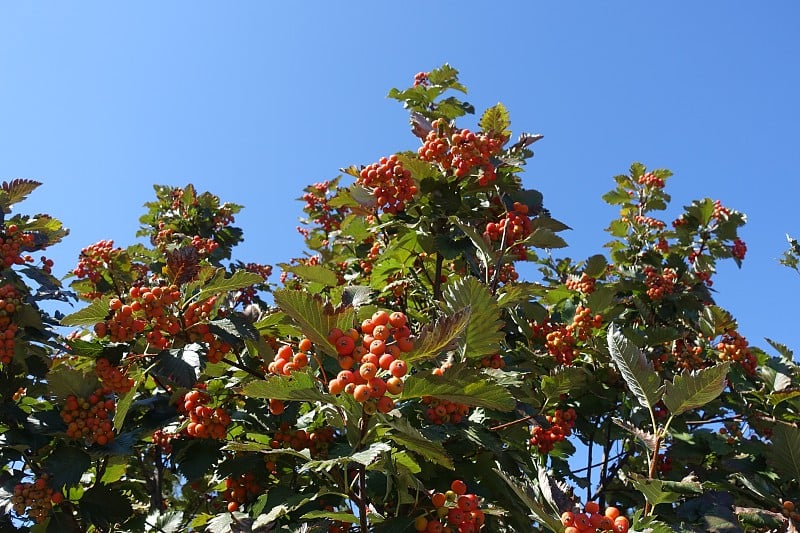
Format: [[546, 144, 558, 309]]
[[301, 511, 358, 523], [273, 289, 354, 358], [43, 446, 91, 490], [541, 367, 590, 401], [612, 418, 658, 452], [114, 384, 137, 432], [493, 468, 564, 532], [766, 337, 794, 361], [340, 286, 373, 308], [525, 228, 568, 249], [479, 103, 511, 137], [279, 264, 340, 287], [663, 363, 730, 416], [454, 219, 495, 272], [0, 179, 41, 213], [147, 510, 184, 533], [442, 277, 504, 359], [583, 254, 608, 278], [403, 308, 470, 363], [151, 345, 201, 388], [241, 371, 332, 403], [768, 423, 800, 482], [401, 365, 514, 411], [79, 485, 134, 529], [48, 366, 101, 400], [607, 324, 663, 409], [173, 438, 223, 481], [60, 296, 111, 327], [629, 475, 682, 507], [194, 269, 263, 303], [385, 418, 453, 469]]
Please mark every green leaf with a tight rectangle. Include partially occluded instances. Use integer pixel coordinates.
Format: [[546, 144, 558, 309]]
[[663, 363, 730, 416], [60, 296, 111, 327], [173, 438, 223, 481], [79, 484, 134, 530], [525, 228, 568, 249], [607, 324, 663, 409], [442, 277, 504, 359], [384, 418, 453, 469], [479, 103, 511, 137], [273, 289, 355, 358], [583, 254, 608, 278], [768, 423, 800, 482], [146, 510, 184, 533], [0, 179, 41, 213], [241, 371, 332, 403], [302, 443, 390, 473], [453, 219, 495, 272], [403, 308, 470, 363], [612, 418, 657, 452], [151, 345, 201, 388], [48, 366, 101, 400], [493, 468, 565, 533], [279, 264, 340, 287], [43, 446, 91, 490], [540, 367, 590, 402], [301, 511, 358, 523], [401, 365, 515, 411], [629, 475, 682, 507], [114, 384, 138, 432], [194, 269, 263, 303]]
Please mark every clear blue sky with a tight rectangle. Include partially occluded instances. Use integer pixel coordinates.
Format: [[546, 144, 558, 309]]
[[1, 3, 799, 354]]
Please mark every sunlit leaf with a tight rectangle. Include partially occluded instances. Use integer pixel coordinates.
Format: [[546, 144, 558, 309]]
[[663, 363, 730, 416], [607, 324, 663, 409], [403, 308, 470, 363], [401, 365, 514, 411], [442, 277, 504, 359], [273, 289, 355, 358], [479, 103, 511, 137], [60, 296, 111, 327], [241, 371, 332, 403]]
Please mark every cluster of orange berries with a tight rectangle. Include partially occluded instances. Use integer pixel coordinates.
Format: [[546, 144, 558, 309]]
[[269, 423, 336, 458], [719, 423, 744, 445], [180, 389, 231, 439], [73, 239, 119, 285], [637, 172, 665, 189], [268, 340, 312, 376], [477, 353, 505, 370], [633, 215, 666, 230], [62, 388, 116, 446], [413, 479, 485, 533], [94, 356, 134, 393], [716, 329, 757, 374], [712, 199, 730, 220], [326, 310, 413, 413], [301, 181, 347, 233], [731, 237, 747, 261], [565, 273, 596, 294], [671, 339, 705, 371], [643, 266, 677, 301], [422, 395, 471, 425], [0, 224, 35, 269], [11, 475, 62, 524], [531, 306, 601, 366], [418, 119, 505, 184], [483, 202, 532, 260], [358, 155, 418, 214], [359, 241, 382, 275], [235, 262, 273, 305], [0, 283, 21, 364], [778, 500, 800, 525], [529, 408, 576, 454], [413, 71, 430, 87], [487, 262, 519, 285], [224, 472, 261, 512], [151, 428, 177, 454], [560, 502, 629, 533]]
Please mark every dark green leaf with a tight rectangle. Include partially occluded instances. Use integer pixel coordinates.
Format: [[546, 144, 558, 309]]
[[43, 446, 91, 490], [152, 345, 201, 388], [612, 418, 657, 452], [768, 423, 800, 483], [525, 228, 568, 249], [583, 254, 608, 278], [79, 485, 134, 529], [541, 367, 590, 402], [385, 418, 453, 469], [48, 366, 101, 400]]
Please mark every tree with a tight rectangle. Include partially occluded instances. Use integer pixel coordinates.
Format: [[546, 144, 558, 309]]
[[0, 65, 798, 533]]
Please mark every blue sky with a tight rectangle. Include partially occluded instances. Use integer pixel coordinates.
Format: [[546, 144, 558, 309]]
[[1, 3, 799, 354]]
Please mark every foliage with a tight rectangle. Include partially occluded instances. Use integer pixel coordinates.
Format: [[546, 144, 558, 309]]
[[1, 67, 799, 533]]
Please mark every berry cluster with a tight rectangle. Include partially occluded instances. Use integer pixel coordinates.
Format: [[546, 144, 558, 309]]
[[0, 283, 21, 364], [633, 215, 666, 230], [269, 423, 336, 458], [778, 500, 799, 526], [712, 199, 730, 219], [326, 310, 413, 414], [644, 266, 677, 301], [301, 181, 348, 233], [565, 273, 596, 294], [731, 237, 747, 261], [531, 306, 601, 366], [483, 202, 532, 260], [560, 502, 628, 533], [529, 408, 576, 454], [11, 475, 61, 524], [151, 428, 177, 454], [719, 423, 744, 445], [413, 479, 485, 532], [413, 71, 430, 87], [223, 472, 261, 512], [73, 239, 120, 286], [94, 356, 134, 393], [267, 339, 312, 376], [477, 353, 505, 370], [418, 119, 505, 184], [716, 329, 757, 374], [357, 155, 418, 214], [422, 395, 471, 425], [234, 262, 273, 305], [0, 224, 35, 269], [61, 388, 116, 446], [93, 299, 146, 344], [637, 172, 665, 189], [487, 262, 519, 285], [181, 389, 231, 439], [671, 338, 705, 371]]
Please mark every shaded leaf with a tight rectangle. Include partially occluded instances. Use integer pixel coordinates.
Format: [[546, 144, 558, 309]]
[[48, 366, 101, 400], [525, 228, 568, 249], [541, 367, 590, 401], [403, 308, 470, 363], [583, 254, 608, 278], [612, 418, 657, 452], [273, 289, 355, 358], [442, 277, 504, 359], [43, 446, 91, 490], [385, 418, 453, 469], [607, 324, 663, 409], [768, 423, 800, 482], [79, 485, 134, 529], [629, 475, 682, 507], [663, 363, 730, 416], [493, 468, 564, 532], [151, 345, 201, 388]]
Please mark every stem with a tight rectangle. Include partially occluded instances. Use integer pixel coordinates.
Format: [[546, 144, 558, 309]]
[[433, 252, 444, 301], [221, 357, 266, 380], [489, 414, 534, 431], [586, 430, 594, 503], [358, 466, 368, 532]]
